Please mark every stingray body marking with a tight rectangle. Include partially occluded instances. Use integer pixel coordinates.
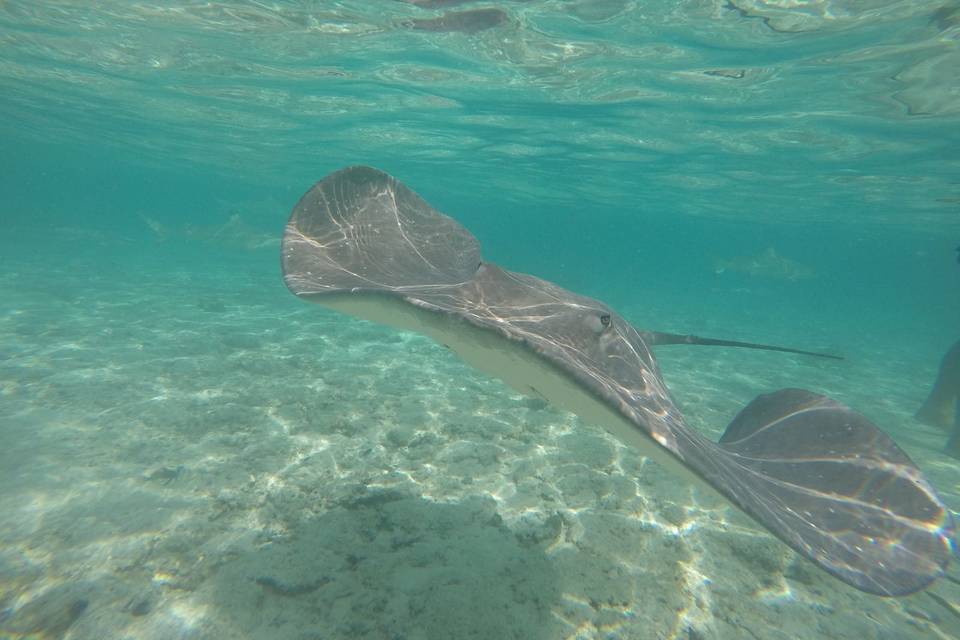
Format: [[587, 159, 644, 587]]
[[282, 165, 956, 597]]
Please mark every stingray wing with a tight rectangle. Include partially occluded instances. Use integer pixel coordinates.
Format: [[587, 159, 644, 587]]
[[282, 165, 481, 295], [686, 389, 955, 595]]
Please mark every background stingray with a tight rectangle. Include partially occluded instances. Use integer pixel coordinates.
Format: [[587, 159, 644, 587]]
[[282, 165, 956, 597]]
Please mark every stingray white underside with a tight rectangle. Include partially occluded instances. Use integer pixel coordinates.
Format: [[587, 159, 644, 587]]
[[314, 292, 717, 496]]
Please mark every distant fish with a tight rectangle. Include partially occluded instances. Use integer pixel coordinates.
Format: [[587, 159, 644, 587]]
[[403, 8, 508, 33], [714, 247, 815, 281], [140, 211, 276, 250], [185, 213, 279, 251], [702, 68, 747, 79], [139, 213, 169, 241]]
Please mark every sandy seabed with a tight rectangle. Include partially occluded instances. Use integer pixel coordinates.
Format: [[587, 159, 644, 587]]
[[1, 231, 958, 640]]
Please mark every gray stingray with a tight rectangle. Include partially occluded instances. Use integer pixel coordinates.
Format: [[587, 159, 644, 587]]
[[916, 340, 960, 430], [281, 166, 955, 597]]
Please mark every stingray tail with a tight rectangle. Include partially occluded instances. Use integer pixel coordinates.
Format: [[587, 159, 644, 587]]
[[686, 389, 955, 596], [647, 331, 843, 360]]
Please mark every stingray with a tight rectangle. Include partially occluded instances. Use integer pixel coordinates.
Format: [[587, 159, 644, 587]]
[[916, 340, 960, 430], [281, 166, 955, 596]]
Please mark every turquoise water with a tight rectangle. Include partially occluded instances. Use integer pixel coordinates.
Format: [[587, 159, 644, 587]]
[[1, 1, 959, 638]]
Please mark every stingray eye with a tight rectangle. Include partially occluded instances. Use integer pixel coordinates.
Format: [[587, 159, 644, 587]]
[[588, 312, 612, 334]]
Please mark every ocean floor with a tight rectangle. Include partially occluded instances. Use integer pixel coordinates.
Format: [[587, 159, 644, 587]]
[[1, 228, 959, 640]]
